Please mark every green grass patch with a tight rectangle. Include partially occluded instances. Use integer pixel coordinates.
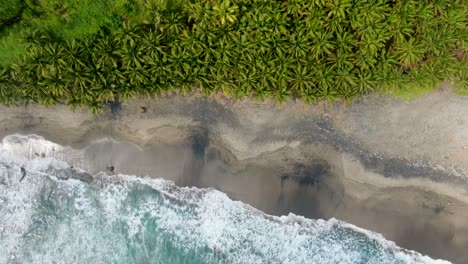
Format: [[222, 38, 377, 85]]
[[382, 82, 441, 101], [0, 0, 145, 66], [0, 0, 23, 27], [0, 24, 28, 67]]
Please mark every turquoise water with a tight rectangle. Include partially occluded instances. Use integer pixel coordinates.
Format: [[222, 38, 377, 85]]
[[0, 149, 449, 263]]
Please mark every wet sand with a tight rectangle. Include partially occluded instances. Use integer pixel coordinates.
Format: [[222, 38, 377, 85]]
[[1, 90, 468, 263]]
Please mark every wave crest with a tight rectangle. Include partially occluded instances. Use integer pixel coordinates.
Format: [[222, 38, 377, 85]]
[[0, 135, 450, 264]]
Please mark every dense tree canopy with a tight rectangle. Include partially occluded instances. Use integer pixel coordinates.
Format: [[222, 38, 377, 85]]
[[0, 0, 23, 29], [0, 0, 466, 113]]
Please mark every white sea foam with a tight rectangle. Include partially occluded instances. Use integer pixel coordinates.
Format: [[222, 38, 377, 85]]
[[0, 135, 452, 264], [0, 134, 64, 159]]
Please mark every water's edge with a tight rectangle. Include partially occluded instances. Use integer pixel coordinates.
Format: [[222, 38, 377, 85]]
[[2, 92, 468, 262], [0, 135, 450, 263]]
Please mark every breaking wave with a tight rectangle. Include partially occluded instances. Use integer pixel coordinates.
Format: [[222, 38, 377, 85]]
[[0, 135, 450, 264]]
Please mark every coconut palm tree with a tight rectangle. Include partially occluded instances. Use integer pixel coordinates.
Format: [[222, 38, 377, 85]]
[[117, 22, 142, 43], [310, 31, 334, 60], [0, 68, 18, 106], [160, 12, 187, 36], [92, 36, 122, 69], [41, 70, 67, 98], [180, 31, 205, 58], [333, 68, 358, 99], [120, 38, 145, 69], [63, 40, 86, 71], [358, 27, 388, 58], [212, 0, 239, 25], [394, 38, 426, 69], [23, 29, 54, 48], [269, 12, 290, 38], [287, 28, 310, 58], [335, 31, 356, 53], [355, 70, 376, 94], [289, 65, 314, 93], [185, 1, 212, 26], [327, 50, 354, 70], [283, 0, 303, 18], [43, 43, 66, 72], [237, 68, 257, 96], [315, 64, 335, 93], [325, 0, 352, 19]]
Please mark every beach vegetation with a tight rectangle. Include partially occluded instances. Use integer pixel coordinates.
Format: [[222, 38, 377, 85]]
[[0, 0, 466, 113]]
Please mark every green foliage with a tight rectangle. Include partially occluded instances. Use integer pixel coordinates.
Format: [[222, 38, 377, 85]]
[[0, 0, 23, 28], [0, 0, 145, 66], [0, 0, 467, 112], [0, 24, 27, 67]]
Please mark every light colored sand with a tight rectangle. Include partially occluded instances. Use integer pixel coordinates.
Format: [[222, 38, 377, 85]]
[[330, 88, 468, 171]]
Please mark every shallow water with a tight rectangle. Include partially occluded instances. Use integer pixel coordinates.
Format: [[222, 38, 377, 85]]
[[0, 137, 449, 264]]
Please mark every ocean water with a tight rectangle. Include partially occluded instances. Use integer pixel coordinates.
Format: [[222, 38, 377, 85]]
[[0, 135, 450, 264]]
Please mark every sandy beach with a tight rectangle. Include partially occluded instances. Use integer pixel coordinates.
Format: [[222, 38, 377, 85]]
[[1, 89, 468, 263]]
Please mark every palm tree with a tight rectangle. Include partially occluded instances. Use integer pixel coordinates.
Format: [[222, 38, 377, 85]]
[[441, 5, 466, 31], [185, 1, 212, 26], [325, 0, 352, 19], [160, 12, 187, 36], [92, 36, 122, 69], [335, 31, 356, 53], [358, 26, 388, 58], [454, 62, 468, 91], [237, 68, 257, 97], [212, 0, 239, 25], [63, 40, 86, 70], [289, 65, 314, 94], [287, 28, 310, 58], [394, 38, 426, 69], [350, 0, 390, 27], [325, 17, 345, 35], [310, 31, 334, 60], [0, 68, 18, 106], [275, 85, 291, 105], [117, 22, 142, 43], [120, 38, 145, 69], [41, 70, 67, 98], [272, 51, 294, 82], [125, 66, 150, 88], [18, 47, 46, 77], [234, 33, 256, 62], [333, 68, 358, 99], [194, 22, 217, 46], [214, 38, 236, 65], [318, 86, 338, 103], [355, 70, 376, 94], [119, 86, 137, 101], [374, 65, 406, 92], [390, 23, 414, 45], [96, 87, 115, 102], [180, 31, 205, 58], [327, 50, 354, 70], [283, 0, 303, 18], [414, 5, 438, 36], [303, 5, 326, 29], [314, 64, 334, 92], [269, 12, 290, 38], [23, 29, 54, 48]]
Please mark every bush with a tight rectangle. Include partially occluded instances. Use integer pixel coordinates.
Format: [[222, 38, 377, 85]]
[[0, 0, 23, 28]]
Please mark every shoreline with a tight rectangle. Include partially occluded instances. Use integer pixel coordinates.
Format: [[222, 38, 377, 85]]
[[1, 91, 468, 262]]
